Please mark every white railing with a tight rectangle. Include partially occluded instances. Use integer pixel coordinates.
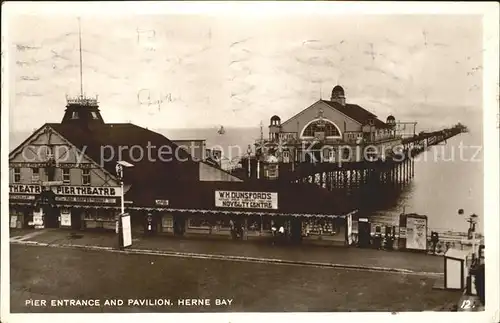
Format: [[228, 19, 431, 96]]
[[66, 95, 99, 106]]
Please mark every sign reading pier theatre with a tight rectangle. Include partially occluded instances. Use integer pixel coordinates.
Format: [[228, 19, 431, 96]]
[[9, 184, 121, 197], [215, 191, 278, 210]]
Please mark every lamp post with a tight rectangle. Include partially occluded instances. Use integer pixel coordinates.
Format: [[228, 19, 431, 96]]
[[467, 213, 479, 261], [461, 210, 480, 296], [247, 145, 252, 179], [257, 156, 261, 180], [459, 209, 479, 259], [115, 161, 134, 248], [115, 164, 124, 234]]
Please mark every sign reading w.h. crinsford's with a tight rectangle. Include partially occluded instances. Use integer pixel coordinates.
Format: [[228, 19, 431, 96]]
[[215, 191, 278, 210]]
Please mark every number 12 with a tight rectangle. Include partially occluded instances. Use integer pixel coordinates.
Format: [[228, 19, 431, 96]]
[[460, 299, 472, 309]]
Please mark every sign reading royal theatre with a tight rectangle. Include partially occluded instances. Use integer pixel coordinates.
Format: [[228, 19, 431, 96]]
[[215, 191, 278, 210], [9, 184, 121, 198]]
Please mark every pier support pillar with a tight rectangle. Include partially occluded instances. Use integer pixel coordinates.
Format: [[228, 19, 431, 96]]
[[403, 160, 406, 184], [407, 159, 410, 183]]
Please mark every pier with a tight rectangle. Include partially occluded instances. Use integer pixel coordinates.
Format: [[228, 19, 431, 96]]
[[234, 123, 467, 208]]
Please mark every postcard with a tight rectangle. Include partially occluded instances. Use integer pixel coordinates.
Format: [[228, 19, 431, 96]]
[[1, 2, 499, 323]]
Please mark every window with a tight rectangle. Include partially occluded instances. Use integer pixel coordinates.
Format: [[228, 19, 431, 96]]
[[91, 111, 99, 119], [266, 164, 278, 179], [302, 218, 338, 235], [329, 149, 336, 161], [82, 169, 90, 186], [188, 216, 212, 229], [62, 169, 70, 184], [246, 216, 262, 231], [162, 215, 174, 229], [14, 168, 21, 183], [302, 120, 341, 138], [216, 218, 233, 229], [342, 148, 350, 160], [71, 111, 79, 119], [322, 148, 335, 162], [282, 151, 290, 163], [31, 168, 40, 182], [83, 209, 97, 220], [46, 146, 54, 160]]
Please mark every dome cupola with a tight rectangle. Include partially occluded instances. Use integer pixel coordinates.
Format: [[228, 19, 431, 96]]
[[270, 115, 281, 126], [386, 115, 396, 128], [330, 85, 346, 106]]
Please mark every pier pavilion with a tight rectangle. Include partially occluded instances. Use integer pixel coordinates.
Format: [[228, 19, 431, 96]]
[[240, 85, 403, 180]]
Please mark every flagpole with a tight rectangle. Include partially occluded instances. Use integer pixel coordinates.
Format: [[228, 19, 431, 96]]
[[78, 17, 84, 97]]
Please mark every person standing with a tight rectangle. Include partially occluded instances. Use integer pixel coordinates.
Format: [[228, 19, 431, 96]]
[[279, 225, 285, 243], [145, 214, 153, 236], [229, 219, 237, 240], [271, 222, 277, 245], [240, 222, 245, 240], [431, 231, 440, 254]]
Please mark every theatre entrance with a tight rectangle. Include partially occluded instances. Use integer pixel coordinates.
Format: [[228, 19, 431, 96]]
[[357, 218, 371, 248], [71, 209, 82, 230], [173, 214, 186, 236], [43, 205, 60, 228], [289, 217, 303, 243]]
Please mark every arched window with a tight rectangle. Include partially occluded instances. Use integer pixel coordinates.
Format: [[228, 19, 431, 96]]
[[301, 119, 342, 138]]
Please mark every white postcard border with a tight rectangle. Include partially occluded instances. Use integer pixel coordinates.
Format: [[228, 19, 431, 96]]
[[1, 2, 499, 323]]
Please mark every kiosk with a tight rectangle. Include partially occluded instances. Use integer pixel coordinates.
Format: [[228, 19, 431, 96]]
[[444, 249, 469, 290], [398, 213, 428, 251]]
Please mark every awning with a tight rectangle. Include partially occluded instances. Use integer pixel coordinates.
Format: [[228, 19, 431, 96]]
[[8, 201, 358, 218], [163, 208, 358, 218]]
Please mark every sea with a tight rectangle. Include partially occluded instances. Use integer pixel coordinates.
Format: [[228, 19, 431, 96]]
[[9, 120, 484, 234]]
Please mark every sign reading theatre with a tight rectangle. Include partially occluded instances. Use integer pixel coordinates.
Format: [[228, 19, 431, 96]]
[[215, 190, 278, 210]]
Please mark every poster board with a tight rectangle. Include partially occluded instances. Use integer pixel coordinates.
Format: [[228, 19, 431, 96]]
[[121, 213, 132, 248], [405, 214, 428, 251], [33, 208, 44, 228], [10, 215, 18, 228], [60, 209, 71, 227], [399, 227, 407, 238], [346, 214, 353, 245]]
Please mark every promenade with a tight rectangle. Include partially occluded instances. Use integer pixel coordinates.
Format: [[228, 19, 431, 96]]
[[11, 229, 445, 274], [10, 229, 462, 312]]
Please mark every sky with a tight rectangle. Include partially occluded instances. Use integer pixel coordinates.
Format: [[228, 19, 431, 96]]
[[7, 14, 483, 132]]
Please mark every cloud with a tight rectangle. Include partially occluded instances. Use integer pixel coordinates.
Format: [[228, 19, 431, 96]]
[[8, 15, 483, 130]]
